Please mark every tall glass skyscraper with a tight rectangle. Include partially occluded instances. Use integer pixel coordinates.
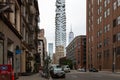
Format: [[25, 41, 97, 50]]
[[69, 26, 74, 43], [55, 0, 66, 51]]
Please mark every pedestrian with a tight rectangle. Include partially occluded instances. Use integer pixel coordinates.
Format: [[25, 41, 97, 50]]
[[39, 67, 43, 76]]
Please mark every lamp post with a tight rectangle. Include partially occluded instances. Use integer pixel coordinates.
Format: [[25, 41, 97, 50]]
[[112, 46, 116, 72]]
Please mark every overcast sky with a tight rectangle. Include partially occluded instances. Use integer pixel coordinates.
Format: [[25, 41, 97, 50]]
[[38, 0, 86, 51]]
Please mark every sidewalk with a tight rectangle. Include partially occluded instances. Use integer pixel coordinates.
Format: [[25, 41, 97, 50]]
[[17, 73, 52, 80], [99, 71, 120, 75]]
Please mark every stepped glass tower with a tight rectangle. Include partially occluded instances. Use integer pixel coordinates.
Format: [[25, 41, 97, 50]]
[[55, 0, 66, 63]]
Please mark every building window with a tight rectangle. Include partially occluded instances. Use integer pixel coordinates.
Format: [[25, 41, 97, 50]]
[[104, 0, 107, 7], [104, 0, 111, 7], [89, 4, 91, 9], [116, 46, 120, 55], [89, 38, 90, 43], [100, 42, 102, 48], [104, 38, 109, 46], [100, 29, 102, 35], [104, 50, 109, 58], [108, 0, 110, 4], [113, 2, 117, 10], [107, 24, 110, 31], [118, 0, 120, 6], [97, 31, 100, 37], [107, 8, 110, 16], [97, 30, 102, 37], [97, 42, 102, 48], [117, 16, 120, 25], [89, 11, 91, 16], [92, 16, 93, 22], [104, 24, 110, 32], [113, 19, 117, 27], [98, 9, 100, 15], [104, 8, 110, 18], [113, 34, 117, 42], [91, 36, 93, 42], [97, 18, 100, 24], [104, 11, 107, 18], [89, 19, 91, 25], [88, 27, 91, 32], [100, 6, 102, 13], [91, 0, 93, 4], [104, 26, 107, 33], [117, 33, 120, 41], [100, 16, 102, 22], [92, 8, 93, 13], [98, 0, 100, 5]]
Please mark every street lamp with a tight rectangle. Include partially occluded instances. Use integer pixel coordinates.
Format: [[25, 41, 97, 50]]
[[112, 46, 116, 72]]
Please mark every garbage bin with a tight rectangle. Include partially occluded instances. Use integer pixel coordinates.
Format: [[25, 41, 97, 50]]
[[0, 64, 13, 80]]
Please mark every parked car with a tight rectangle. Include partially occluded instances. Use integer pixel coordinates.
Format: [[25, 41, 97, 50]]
[[89, 68, 98, 72], [77, 68, 86, 72], [62, 65, 70, 73], [50, 65, 65, 78]]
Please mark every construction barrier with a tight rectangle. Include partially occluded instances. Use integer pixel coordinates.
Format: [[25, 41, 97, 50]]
[[0, 64, 14, 80]]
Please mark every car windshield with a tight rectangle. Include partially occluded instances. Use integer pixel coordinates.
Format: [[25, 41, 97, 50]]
[[54, 67, 62, 71]]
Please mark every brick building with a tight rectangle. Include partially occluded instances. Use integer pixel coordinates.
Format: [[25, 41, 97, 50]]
[[0, 0, 40, 76], [66, 35, 86, 69], [87, 0, 120, 72]]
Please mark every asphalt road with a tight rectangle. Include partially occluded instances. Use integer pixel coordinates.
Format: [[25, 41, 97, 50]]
[[52, 70, 120, 80], [17, 70, 120, 80]]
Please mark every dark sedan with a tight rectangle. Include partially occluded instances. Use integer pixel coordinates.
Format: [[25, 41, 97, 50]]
[[89, 68, 98, 72]]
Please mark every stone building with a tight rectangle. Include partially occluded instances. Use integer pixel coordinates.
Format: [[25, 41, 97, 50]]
[[53, 45, 64, 64], [0, 0, 40, 76], [20, 0, 39, 73], [38, 29, 47, 67], [0, 0, 22, 78]]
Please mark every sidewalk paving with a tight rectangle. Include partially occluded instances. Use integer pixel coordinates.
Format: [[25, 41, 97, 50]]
[[17, 73, 52, 80]]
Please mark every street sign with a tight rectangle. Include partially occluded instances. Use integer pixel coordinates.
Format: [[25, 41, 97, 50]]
[[16, 49, 21, 54], [0, 66, 8, 71], [0, 64, 12, 73]]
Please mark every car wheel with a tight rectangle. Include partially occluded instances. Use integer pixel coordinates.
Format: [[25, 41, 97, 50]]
[[62, 75, 65, 78]]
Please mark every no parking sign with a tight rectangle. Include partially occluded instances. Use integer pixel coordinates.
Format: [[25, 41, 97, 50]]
[[0, 64, 12, 73], [0, 64, 13, 80]]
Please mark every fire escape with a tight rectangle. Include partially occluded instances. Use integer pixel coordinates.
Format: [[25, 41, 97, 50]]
[[0, 1, 13, 13]]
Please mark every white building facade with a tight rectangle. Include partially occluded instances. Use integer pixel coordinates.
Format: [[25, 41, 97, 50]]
[[55, 0, 66, 52]]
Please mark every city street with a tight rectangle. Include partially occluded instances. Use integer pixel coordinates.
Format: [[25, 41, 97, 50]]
[[65, 70, 120, 80], [17, 73, 51, 80], [17, 70, 120, 80]]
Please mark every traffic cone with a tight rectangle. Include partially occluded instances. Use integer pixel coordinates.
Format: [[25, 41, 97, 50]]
[[11, 70, 14, 80]]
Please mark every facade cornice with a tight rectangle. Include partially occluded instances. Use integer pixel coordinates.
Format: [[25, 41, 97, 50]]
[[0, 14, 22, 39]]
